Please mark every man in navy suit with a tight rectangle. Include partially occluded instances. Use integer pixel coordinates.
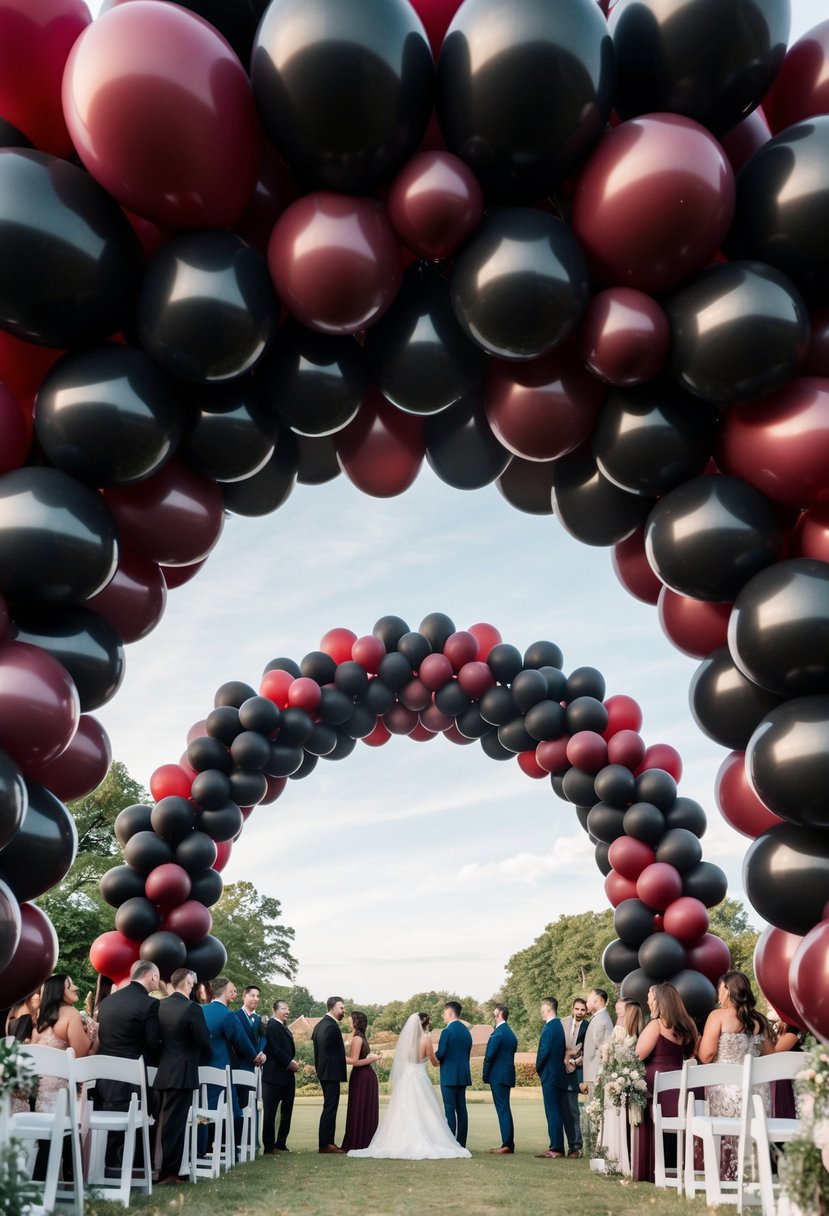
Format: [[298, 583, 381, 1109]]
[[234, 984, 264, 1151], [202, 978, 264, 1153], [560, 997, 588, 1158], [482, 1003, 518, 1154], [436, 1001, 473, 1147], [535, 996, 567, 1159]]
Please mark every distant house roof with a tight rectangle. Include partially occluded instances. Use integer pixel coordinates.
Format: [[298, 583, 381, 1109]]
[[288, 1015, 322, 1037]]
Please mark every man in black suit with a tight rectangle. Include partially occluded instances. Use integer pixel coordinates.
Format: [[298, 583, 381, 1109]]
[[262, 999, 298, 1153], [95, 959, 162, 1168], [311, 996, 346, 1153], [154, 968, 211, 1184]]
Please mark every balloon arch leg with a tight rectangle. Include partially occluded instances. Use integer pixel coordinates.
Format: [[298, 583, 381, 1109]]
[[0, 0, 825, 1039]]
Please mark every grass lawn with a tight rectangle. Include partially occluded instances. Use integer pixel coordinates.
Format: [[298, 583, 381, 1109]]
[[84, 1094, 727, 1216]]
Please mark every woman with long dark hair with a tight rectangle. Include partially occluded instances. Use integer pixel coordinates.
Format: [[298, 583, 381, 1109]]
[[341, 1010, 381, 1151], [32, 973, 98, 1112], [632, 983, 699, 1183]]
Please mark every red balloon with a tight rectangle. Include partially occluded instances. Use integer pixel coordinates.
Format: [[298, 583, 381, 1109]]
[[790, 500, 829, 563], [160, 558, 208, 591], [387, 151, 484, 261], [362, 719, 391, 748], [572, 114, 735, 293], [87, 548, 167, 644], [718, 377, 829, 509], [608, 836, 655, 881], [443, 630, 479, 671], [517, 750, 548, 779], [636, 861, 683, 910], [762, 19, 829, 133], [612, 527, 663, 605], [212, 840, 232, 872], [420, 702, 453, 733], [0, 382, 30, 474], [288, 677, 322, 714], [457, 660, 495, 699], [535, 736, 570, 773], [384, 704, 418, 735], [719, 108, 772, 173], [467, 622, 502, 661], [260, 774, 287, 805], [25, 713, 111, 803], [337, 388, 424, 497], [0, 640, 79, 771], [755, 925, 806, 1030], [320, 627, 357, 665], [640, 744, 682, 782], [150, 763, 193, 803], [603, 694, 643, 735], [604, 870, 638, 907], [186, 719, 207, 745], [407, 0, 463, 57], [89, 927, 140, 984], [0, 0, 89, 157], [260, 669, 293, 708], [104, 459, 224, 567], [790, 922, 829, 1040], [352, 634, 386, 673], [63, 2, 259, 229], [658, 587, 732, 659], [162, 899, 212, 945], [443, 723, 474, 746], [566, 730, 608, 773], [685, 933, 732, 985], [579, 287, 670, 386], [145, 863, 192, 909], [607, 729, 646, 770], [408, 721, 438, 742], [268, 192, 402, 334], [715, 751, 785, 839], [400, 678, 432, 712], [663, 896, 709, 944], [484, 345, 604, 461], [419, 653, 453, 691]]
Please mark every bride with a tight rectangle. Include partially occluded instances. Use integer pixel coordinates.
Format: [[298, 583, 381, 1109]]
[[348, 1012, 471, 1159]]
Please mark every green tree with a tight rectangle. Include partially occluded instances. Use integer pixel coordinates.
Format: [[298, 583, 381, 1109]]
[[372, 991, 486, 1033], [210, 880, 298, 993], [708, 897, 760, 991]]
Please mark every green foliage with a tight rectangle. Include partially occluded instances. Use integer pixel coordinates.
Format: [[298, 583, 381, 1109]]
[[372, 991, 487, 1033], [707, 897, 760, 990], [210, 880, 298, 991]]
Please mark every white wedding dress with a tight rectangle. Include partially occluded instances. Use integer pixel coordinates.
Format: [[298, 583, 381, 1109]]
[[348, 1014, 471, 1160]]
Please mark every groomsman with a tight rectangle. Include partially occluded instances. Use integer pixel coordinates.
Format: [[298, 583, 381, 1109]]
[[581, 988, 613, 1101], [312, 996, 347, 1153], [263, 999, 298, 1153], [535, 996, 567, 1159], [154, 968, 211, 1185], [234, 984, 264, 1149], [202, 978, 265, 1154], [436, 1001, 473, 1147], [560, 997, 588, 1158], [483, 1004, 518, 1154]]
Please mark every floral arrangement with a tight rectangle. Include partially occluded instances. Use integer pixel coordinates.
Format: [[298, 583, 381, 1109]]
[[0, 1037, 36, 1104], [0, 1039, 39, 1216], [779, 1038, 829, 1216], [593, 1034, 649, 1126]]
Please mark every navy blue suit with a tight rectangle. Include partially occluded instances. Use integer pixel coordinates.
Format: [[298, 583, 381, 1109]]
[[482, 1021, 518, 1150], [202, 1001, 260, 1151], [436, 1019, 473, 1147], [536, 1017, 567, 1153]]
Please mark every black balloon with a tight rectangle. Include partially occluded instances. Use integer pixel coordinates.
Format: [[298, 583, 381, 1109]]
[[438, 0, 614, 197], [451, 210, 589, 360], [189, 868, 223, 907], [266, 744, 304, 777], [215, 681, 258, 709], [0, 750, 25, 851], [290, 751, 319, 780], [179, 377, 276, 484], [592, 380, 717, 496], [239, 696, 281, 736], [619, 967, 659, 1007], [690, 646, 782, 751], [36, 345, 183, 487], [565, 696, 609, 735], [587, 803, 626, 844], [594, 765, 636, 807], [665, 797, 707, 838], [645, 475, 783, 601], [318, 688, 354, 726], [561, 767, 596, 806], [655, 828, 703, 873], [229, 769, 268, 805], [251, 0, 434, 193], [397, 633, 432, 667], [222, 431, 297, 517], [565, 667, 607, 701], [634, 769, 678, 812], [638, 932, 686, 980], [479, 686, 516, 726], [609, 0, 789, 137], [300, 651, 336, 684], [324, 730, 357, 761], [525, 641, 564, 670], [594, 842, 612, 876], [0, 781, 76, 903], [100, 864, 146, 908], [185, 932, 227, 980], [488, 644, 523, 684], [425, 391, 511, 490], [524, 700, 565, 741], [747, 694, 829, 829], [231, 731, 271, 770], [419, 613, 456, 650], [196, 801, 244, 842], [744, 822, 829, 935], [670, 969, 718, 1024], [511, 670, 549, 713], [175, 832, 218, 874], [0, 878, 20, 975], [115, 896, 160, 941], [12, 607, 125, 712], [665, 261, 809, 405], [539, 667, 568, 700], [434, 682, 470, 718], [123, 831, 173, 875], [614, 898, 655, 946], [188, 736, 232, 774], [0, 149, 141, 347], [206, 707, 243, 746], [378, 653, 413, 691], [140, 929, 187, 978], [305, 724, 338, 757], [190, 770, 231, 811], [497, 718, 537, 753], [480, 730, 514, 761], [264, 657, 301, 678], [151, 796, 196, 845], [373, 615, 410, 651], [259, 322, 366, 438], [682, 860, 728, 907], [363, 679, 395, 716], [602, 938, 641, 983], [456, 705, 490, 739], [295, 433, 341, 485], [496, 456, 556, 515], [623, 802, 667, 846], [552, 443, 654, 546]]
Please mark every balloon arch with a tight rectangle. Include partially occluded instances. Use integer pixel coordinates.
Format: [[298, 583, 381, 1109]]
[[0, 0, 825, 1036]]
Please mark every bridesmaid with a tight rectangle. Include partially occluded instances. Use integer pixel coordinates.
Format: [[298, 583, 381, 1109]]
[[632, 983, 699, 1183], [341, 1011, 381, 1152]]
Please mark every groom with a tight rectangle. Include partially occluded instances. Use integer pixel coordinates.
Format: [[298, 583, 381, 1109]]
[[436, 1001, 473, 1147]]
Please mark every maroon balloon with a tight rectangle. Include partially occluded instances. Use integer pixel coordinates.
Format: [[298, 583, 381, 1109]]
[[399, 678, 432, 712], [86, 547, 167, 643], [719, 108, 772, 173], [443, 723, 474, 746], [608, 836, 655, 881], [268, 192, 402, 335], [0, 640, 79, 771], [762, 19, 829, 134], [754, 925, 805, 1030], [604, 694, 644, 735], [89, 928, 140, 984], [684, 933, 732, 985], [387, 151, 484, 262], [790, 501, 829, 563], [443, 631, 478, 671], [261, 774, 288, 805], [144, 862, 192, 909], [337, 388, 424, 497], [718, 377, 829, 509], [572, 114, 735, 293], [612, 527, 663, 605], [640, 744, 682, 782], [457, 660, 495, 699], [162, 898, 212, 944], [161, 558, 208, 590], [419, 652, 453, 691], [104, 459, 224, 567], [636, 861, 683, 911], [663, 896, 709, 944], [535, 736, 570, 773], [408, 0, 464, 57], [0, 900, 58, 1005], [63, 1, 260, 229], [421, 702, 453, 733], [25, 713, 111, 803], [658, 587, 732, 659], [605, 871, 638, 907], [384, 704, 418, 735], [579, 288, 670, 386], [565, 730, 608, 773], [484, 344, 604, 461], [791, 920, 829, 1040], [714, 750, 785, 839], [212, 839, 232, 871], [802, 308, 829, 377]]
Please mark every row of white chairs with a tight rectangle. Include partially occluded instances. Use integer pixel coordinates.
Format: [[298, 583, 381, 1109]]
[[5, 1044, 262, 1213], [649, 1049, 802, 1214]]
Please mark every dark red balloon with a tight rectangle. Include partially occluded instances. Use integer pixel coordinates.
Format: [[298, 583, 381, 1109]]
[[457, 660, 494, 699], [24, 713, 111, 802], [104, 459, 224, 568], [636, 861, 683, 910], [684, 933, 732, 986], [162, 899, 212, 945], [754, 924, 805, 1029], [351, 634, 386, 673], [603, 694, 644, 735], [212, 840, 232, 871], [640, 743, 682, 782], [387, 151, 483, 262], [0, 902, 57, 1004], [579, 287, 670, 386], [612, 527, 662, 605], [715, 750, 784, 839], [790, 501, 829, 563], [658, 587, 731, 659], [604, 870, 638, 907], [89, 927, 140, 984], [662, 895, 709, 944], [516, 750, 547, 779], [762, 19, 829, 133], [467, 622, 502, 661], [0, 640, 79, 771], [791, 921, 829, 1040], [320, 627, 357, 666], [86, 548, 167, 644], [408, 0, 463, 56], [566, 731, 607, 774], [160, 558, 208, 591], [608, 836, 655, 881], [144, 862, 192, 909], [720, 108, 772, 173], [337, 389, 424, 497], [444, 631, 478, 671], [535, 737, 570, 773], [606, 729, 645, 770], [419, 653, 453, 691]]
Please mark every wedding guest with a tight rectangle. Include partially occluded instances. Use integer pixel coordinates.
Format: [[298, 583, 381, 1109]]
[[234, 984, 264, 1150], [535, 997, 567, 1160], [263, 999, 298, 1153], [483, 1004, 518, 1155], [202, 978, 265, 1153], [312, 996, 347, 1153], [341, 1011, 381, 1152], [33, 974, 98, 1111], [633, 982, 699, 1183], [772, 1021, 806, 1118], [6, 990, 39, 1042], [154, 968, 211, 1185], [560, 998, 588, 1158], [436, 1002, 473, 1148], [581, 988, 613, 1102], [624, 998, 645, 1039], [600, 996, 641, 1171]]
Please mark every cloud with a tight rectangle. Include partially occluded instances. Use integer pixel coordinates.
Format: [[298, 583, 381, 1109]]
[[456, 833, 594, 886]]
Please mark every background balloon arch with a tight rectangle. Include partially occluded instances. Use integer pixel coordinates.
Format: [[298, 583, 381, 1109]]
[[0, 0, 825, 1034]]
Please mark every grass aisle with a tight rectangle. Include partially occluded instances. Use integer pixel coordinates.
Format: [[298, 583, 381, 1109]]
[[86, 1095, 725, 1216]]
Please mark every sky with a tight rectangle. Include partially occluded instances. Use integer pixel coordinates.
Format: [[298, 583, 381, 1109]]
[[93, 0, 827, 1005]]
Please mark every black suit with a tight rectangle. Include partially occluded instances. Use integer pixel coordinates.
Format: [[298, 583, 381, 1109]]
[[262, 1018, 296, 1151], [154, 993, 211, 1179], [311, 1015, 346, 1148], [95, 981, 162, 1166]]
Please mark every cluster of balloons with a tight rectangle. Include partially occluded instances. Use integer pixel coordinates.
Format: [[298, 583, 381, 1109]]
[[0, 0, 828, 1031], [92, 612, 728, 1021]]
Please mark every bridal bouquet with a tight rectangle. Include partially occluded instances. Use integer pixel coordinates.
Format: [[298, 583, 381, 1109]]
[[595, 1034, 648, 1126]]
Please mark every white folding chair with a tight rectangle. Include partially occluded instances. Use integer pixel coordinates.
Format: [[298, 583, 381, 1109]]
[[736, 1052, 803, 1215], [13, 1045, 84, 1214], [75, 1053, 154, 1206], [180, 1065, 234, 1181], [684, 1059, 748, 1205], [653, 1057, 692, 1190], [231, 1068, 259, 1164]]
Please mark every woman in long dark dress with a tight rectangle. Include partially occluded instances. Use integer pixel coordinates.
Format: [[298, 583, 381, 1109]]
[[632, 983, 699, 1183], [341, 1011, 381, 1152], [771, 1022, 805, 1118]]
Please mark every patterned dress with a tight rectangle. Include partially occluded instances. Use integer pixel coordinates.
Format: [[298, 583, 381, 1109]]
[[33, 1026, 71, 1113], [707, 1030, 767, 1180]]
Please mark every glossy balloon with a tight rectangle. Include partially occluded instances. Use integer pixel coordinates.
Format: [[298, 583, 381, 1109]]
[[690, 646, 782, 752], [763, 19, 829, 133], [657, 588, 731, 660], [0, 780, 76, 902], [791, 921, 829, 1042], [12, 608, 125, 712], [496, 456, 556, 515], [714, 750, 784, 840], [580, 288, 670, 387], [551, 444, 654, 546], [260, 323, 366, 439], [0, 640, 80, 771], [222, 436, 297, 517], [178, 379, 275, 485], [753, 925, 805, 1030], [337, 388, 424, 497], [104, 459, 224, 568], [612, 527, 663, 605], [425, 391, 511, 490], [0, 901, 58, 1007], [747, 695, 829, 829], [387, 152, 483, 261], [0, 750, 26, 850], [743, 822, 829, 936]]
